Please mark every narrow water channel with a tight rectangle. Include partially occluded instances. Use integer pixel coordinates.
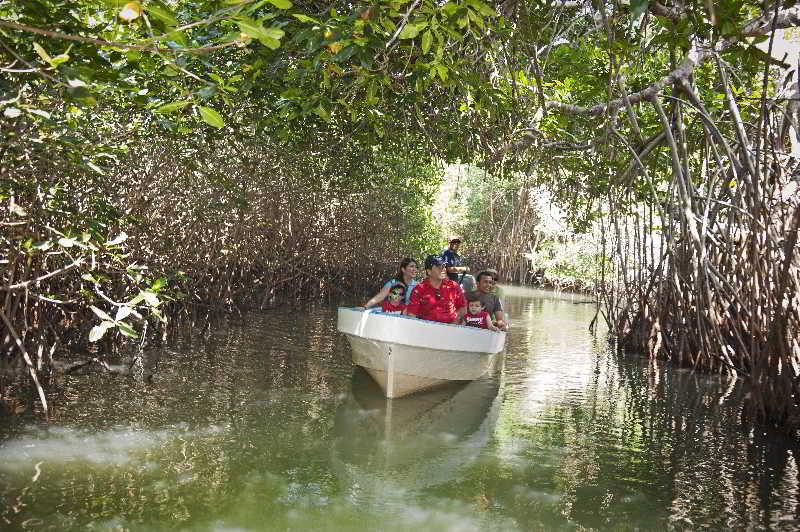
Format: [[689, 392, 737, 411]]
[[1, 286, 798, 530]]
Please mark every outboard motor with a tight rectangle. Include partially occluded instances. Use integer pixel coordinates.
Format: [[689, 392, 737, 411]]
[[460, 273, 476, 293]]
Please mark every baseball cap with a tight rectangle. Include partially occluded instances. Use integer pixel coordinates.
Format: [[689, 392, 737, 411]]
[[424, 254, 446, 269]]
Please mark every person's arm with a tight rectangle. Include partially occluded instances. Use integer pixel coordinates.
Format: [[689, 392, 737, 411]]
[[405, 285, 421, 318], [486, 315, 500, 332], [363, 285, 390, 308], [443, 251, 468, 275], [492, 297, 507, 329], [446, 265, 469, 275], [454, 287, 467, 323]]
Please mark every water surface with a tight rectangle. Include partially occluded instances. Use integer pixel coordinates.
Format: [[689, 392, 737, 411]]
[[1, 286, 798, 530]]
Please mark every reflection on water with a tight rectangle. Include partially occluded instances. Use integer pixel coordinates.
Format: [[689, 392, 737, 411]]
[[0, 289, 798, 530], [332, 364, 503, 495]]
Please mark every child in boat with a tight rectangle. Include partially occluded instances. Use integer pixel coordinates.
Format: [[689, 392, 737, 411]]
[[462, 292, 499, 331], [381, 283, 407, 313]]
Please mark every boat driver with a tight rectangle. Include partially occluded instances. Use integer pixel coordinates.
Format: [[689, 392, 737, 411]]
[[405, 255, 467, 324], [441, 236, 470, 284]]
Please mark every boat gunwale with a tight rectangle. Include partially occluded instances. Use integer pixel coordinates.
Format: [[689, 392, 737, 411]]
[[338, 307, 505, 337], [342, 336, 498, 358]]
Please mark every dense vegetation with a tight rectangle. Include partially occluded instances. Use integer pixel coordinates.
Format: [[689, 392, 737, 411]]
[[2, 0, 800, 430]]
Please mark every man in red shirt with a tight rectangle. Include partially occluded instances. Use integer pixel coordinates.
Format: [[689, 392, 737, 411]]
[[406, 255, 467, 324]]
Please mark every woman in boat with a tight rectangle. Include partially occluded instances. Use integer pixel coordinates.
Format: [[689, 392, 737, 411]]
[[405, 255, 467, 324], [363, 257, 419, 309]]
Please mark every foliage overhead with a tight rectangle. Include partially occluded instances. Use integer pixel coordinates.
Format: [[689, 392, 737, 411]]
[[3, 0, 800, 421]]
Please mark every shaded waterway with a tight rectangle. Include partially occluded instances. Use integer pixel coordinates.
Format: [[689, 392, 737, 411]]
[[1, 286, 799, 530]]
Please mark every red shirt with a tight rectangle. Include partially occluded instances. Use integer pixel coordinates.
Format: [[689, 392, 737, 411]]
[[381, 300, 406, 313], [464, 311, 490, 329], [406, 278, 466, 324]]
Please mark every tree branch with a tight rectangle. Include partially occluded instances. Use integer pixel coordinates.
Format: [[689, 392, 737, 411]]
[[544, 7, 800, 117], [1, 259, 84, 292], [649, 2, 685, 23], [0, 308, 48, 414], [741, 6, 800, 36], [0, 20, 238, 55]]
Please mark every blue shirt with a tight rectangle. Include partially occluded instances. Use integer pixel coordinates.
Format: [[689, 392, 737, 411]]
[[441, 249, 463, 282], [382, 278, 418, 305]]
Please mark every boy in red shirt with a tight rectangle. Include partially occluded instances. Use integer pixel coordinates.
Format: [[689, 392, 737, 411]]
[[381, 283, 406, 313], [462, 292, 500, 331]]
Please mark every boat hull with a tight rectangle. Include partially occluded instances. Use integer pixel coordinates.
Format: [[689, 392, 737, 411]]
[[337, 308, 506, 398]]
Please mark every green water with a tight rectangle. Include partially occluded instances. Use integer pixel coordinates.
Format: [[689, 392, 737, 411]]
[[1, 286, 798, 530]]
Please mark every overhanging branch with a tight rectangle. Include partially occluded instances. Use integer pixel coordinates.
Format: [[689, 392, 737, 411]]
[[493, 6, 800, 160], [0, 20, 238, 54], [545, 7, 800, 117]]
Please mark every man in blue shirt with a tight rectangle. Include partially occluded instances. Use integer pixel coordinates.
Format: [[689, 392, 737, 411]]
[[441, 236, 470, 283]]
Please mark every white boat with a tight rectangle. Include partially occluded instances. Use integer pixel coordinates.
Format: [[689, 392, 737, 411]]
[[336, 307, 506, 398]]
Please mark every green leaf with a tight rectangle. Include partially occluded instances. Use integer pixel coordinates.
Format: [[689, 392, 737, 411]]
[[293, 14, 320, 23], [236, 17, 263, 38], [398, 23, 419, 40], [90, 305, 114, 322], [236, 18, 284, 49], [151, 307, 167, 324], [115, 306, 132, 321], [442, 2, 460, 17], [9, 202, 26, 216], [32, 42, 52, 64], [421, 30, 432, 54], [314, 104, 330, 121], [89, 323, 113, 342], [27, 109, 51, 119], [116, 321, 139, 338], [142, 291, 160, 306], [161, 30, 188, 47], [155, 101, 191, 114], [267, 0, 292, 8], [259, 36, 281, 49], [198, 106, 225, 128], [262, 27, 285, 40], [49, 54, 70, 67], [107, 232, 128, 245], [147, 4, 177, 25], [467, 0, 496, 17], [85, 161, 105, 175]]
